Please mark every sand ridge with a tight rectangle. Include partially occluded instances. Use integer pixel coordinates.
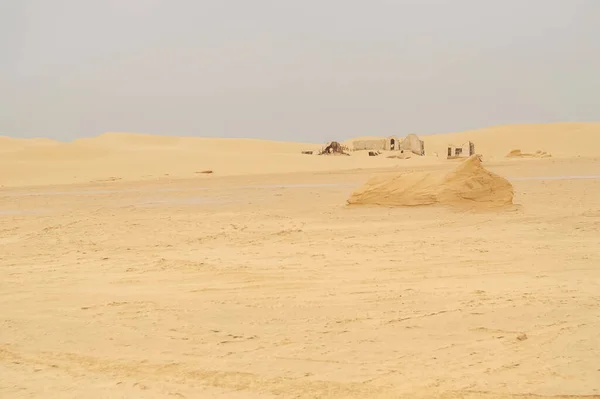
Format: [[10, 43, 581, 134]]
[[347, 155, 515, 209]]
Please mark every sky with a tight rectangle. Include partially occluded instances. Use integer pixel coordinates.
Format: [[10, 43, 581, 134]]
[[1, 0, 599, 142]]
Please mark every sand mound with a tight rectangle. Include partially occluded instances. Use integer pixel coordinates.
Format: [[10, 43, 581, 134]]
[[347, 155, 514, 209], [506, 149, 552, 158]]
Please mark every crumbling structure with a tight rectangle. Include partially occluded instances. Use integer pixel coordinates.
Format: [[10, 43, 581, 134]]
[[353, 138, 389, 151], [319, 141, 350, 155], [447, 141, 475, 159], [400, 134, 425, 156], [353, 134, 425, 155]]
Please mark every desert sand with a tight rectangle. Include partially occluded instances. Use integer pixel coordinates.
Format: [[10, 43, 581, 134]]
[[347, 155, 515, 209], [1, 123, 600, 398]]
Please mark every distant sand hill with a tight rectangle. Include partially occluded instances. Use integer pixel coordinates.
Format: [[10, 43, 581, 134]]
[[348, 122, 600, 158], [1, 123, 599, 187], [418, 123, 600, 159]]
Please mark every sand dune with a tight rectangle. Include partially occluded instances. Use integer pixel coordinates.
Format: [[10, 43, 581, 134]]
[[1, 123, 599, 188], [348, 122, 600, 159], [0, 133, 403, 187], [348, 155, 514, 209], [419, 122, 600, 159], [75, 132, 319, 154], [0, 136, 60, 153]]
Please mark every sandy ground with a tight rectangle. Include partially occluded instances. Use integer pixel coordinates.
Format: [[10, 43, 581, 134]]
[[1, 154, 600, 398], [2, 122, 600, 188], [2, 123, 600, 398]]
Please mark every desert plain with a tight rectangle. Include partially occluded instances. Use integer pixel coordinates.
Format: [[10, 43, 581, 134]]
[[1, 123, 600, 398]]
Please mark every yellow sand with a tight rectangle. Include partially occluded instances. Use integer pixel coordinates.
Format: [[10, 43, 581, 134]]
[[348, 155, 514, 209], [506, 149, 552, 158], [1, 123, 600, 398], [1, 122, 599, 187], [417, 122, 600, 159]]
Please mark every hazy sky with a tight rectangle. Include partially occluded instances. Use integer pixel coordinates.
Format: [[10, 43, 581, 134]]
[[2, 0, 599, 142]]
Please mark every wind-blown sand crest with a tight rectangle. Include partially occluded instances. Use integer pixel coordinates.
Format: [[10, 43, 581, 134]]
[[347, 155, 514, 209]]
